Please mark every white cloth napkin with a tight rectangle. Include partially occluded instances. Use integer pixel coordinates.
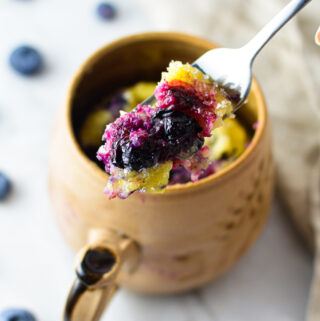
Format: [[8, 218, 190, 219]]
[[137, 0, 320, 319]]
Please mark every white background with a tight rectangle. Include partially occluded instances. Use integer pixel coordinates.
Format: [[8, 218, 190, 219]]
[[0, 1, 313, 320]]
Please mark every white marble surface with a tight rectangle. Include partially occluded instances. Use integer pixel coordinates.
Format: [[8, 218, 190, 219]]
[[0, 1, 313, 320]]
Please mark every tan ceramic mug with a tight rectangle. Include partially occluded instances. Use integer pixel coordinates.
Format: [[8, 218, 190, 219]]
[[49, 32, 274, 321]]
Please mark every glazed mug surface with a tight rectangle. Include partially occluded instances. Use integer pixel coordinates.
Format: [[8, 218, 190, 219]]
[[49, 32, 274, 321]]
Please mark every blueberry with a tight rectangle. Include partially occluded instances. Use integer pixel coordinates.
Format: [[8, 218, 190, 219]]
[[0, 172, 11, 201], [152, 109, 203, 159], [112, 140, 157, 171], [122, 141, 157, 171], [9, 45, 43, 76], [96, 2, 116, 20], [109, 109, 204, 171], [153, 109, 202, 144], [0, 308, 36, 321]]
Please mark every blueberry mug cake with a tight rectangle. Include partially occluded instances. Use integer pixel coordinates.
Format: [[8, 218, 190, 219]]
[[79, 62, 250, 199]]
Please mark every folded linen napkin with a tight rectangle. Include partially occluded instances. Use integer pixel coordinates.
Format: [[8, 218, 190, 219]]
[[137, 0, 320, 319]]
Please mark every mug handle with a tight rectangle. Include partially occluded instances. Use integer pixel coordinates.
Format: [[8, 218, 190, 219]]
[[64, 229, 139, 321]]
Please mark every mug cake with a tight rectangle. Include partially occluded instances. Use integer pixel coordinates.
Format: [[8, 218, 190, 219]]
[[79, 61, 251, 199]]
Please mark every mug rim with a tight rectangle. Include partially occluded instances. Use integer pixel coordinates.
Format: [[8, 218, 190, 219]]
[[65, 32, 267, 195]]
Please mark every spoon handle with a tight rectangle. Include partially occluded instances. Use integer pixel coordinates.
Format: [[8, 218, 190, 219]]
[[243, 0, 312, 63]]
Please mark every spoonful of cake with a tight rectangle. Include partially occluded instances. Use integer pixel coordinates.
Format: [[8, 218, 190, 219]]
[[98, 0, 312, 199]]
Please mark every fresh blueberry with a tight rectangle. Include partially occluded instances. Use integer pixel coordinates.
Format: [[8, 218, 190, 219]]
[[0, 172, 11, 201], [9, 45, 43, 76], [0, 308, 36, 321], [96, 2, 116, 20]]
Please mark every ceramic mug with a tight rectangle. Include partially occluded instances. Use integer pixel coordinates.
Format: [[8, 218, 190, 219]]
[[49, 32, 274, 321]]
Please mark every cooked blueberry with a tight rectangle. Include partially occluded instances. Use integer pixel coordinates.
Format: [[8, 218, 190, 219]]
[[96, 2, 116, 20], [0, 308, 36, 321], [110, 140, 125, 168], [108, 108, 204, 171], [9, 45, 43, 76], [123, 142, 157, 171], [152, 109, 204, 159], [112, 140, 157, 171], [153, 109, 202, 143], [0, 172, 11, 201]]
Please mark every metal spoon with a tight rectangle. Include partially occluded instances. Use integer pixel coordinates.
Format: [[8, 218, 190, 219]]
[[142, 0, 312, 112]]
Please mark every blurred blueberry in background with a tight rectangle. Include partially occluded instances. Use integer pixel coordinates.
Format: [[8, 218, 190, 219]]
[[0, 308, 36, 321], [9, 45, 43, 76], [0, 172, 11, 201], [96, 2, 116, 20]]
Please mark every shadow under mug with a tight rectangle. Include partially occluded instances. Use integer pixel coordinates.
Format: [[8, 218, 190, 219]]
[[49, 32, 274, 321]]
